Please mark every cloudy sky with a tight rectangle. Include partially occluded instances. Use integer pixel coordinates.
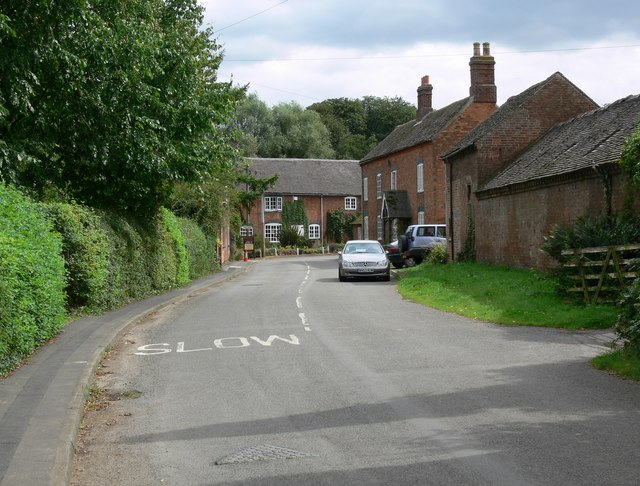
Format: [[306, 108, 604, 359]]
[[204, 0, 639, 109]]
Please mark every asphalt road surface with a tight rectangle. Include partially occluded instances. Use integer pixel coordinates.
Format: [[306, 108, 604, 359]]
[[72, 256, 639, 485]]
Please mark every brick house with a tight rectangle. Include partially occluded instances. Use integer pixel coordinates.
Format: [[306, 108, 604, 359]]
[[445, 89, 640, 269], [244, 157, 362, 246], [359, 42, 498, 243], [442, 72, 598, 264]]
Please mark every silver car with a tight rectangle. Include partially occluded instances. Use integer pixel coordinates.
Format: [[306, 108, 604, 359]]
[[338, 240, 391, 282]]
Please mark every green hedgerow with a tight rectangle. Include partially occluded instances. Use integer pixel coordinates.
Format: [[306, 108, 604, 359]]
[[0, 184, 66, 375]]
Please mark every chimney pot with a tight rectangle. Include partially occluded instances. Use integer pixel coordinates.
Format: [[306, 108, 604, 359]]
[[469, 42, 496, 104], [416, 74, 433, 119]]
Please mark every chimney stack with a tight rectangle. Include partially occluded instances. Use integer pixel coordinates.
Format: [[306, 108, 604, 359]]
[[417, 75, 433, 119], [469, 42, 496, 104]]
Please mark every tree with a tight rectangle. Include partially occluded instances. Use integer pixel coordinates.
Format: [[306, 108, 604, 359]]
[[230, 93, 274, 157], [307, 98, 372, 159], [308, 96, 416, 160], [262, 102, 335, 158], [0, 0, 239, 215], [235, 167, 278, 224], [621, 124, 640, 188], [363, 96, 416, 143]]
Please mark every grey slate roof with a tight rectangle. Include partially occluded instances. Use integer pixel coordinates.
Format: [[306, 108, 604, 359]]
[[441, 72, 591, 160], [246, 157, 361, 196], [360, 97, 472, 163], [480, 94, 640, 192]]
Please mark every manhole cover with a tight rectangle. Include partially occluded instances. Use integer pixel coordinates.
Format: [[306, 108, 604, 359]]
[[215, 444, 315, 465]]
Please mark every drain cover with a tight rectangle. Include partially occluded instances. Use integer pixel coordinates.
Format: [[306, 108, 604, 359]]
[[215, 444, 315, 465]]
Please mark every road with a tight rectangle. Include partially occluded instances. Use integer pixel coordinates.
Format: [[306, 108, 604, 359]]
[[72, 256, 639, 485]]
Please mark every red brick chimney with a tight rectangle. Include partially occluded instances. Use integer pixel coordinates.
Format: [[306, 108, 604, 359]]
[[469, 42, 496, 104], [416, 75, 433, 119]]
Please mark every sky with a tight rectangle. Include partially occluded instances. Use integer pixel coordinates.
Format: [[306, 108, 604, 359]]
[[204, 0, 640, 109]]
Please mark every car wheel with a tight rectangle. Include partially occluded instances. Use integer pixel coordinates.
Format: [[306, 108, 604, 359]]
[[413, 257, 423, 265], [392, 262, 405, 269], [338, 270, 346, 282], [382, 271, 390, 282]]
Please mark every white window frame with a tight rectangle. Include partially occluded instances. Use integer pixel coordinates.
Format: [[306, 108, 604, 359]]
[[345, 196, 357, 211], [264, 223, 282, 242], [376, 215, 383, 240], [417, 210, 425, 225], [376, 173, 382, 199], [417, 163, 424, 193], [240, 226, 253, 237], [264, 196, 282, 212], [363, 177, 369, 202], [390, 170, 397, 190], [363, 216, 369, 239], [308, 224, 320, 239]]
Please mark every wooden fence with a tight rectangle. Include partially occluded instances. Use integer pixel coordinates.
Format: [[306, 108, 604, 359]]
[[561, 244, 640, 304]]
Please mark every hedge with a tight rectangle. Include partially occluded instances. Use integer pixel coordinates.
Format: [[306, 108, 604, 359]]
[[1, 197, 221, 376], [0, 184, 67, 374]]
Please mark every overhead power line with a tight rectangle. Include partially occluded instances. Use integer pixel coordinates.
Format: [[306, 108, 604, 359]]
[[215, 1, 289, 32], [223, 43, 640, 63]]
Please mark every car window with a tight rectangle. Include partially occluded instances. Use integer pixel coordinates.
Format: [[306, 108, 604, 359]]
[[436, 226, 446, 238]]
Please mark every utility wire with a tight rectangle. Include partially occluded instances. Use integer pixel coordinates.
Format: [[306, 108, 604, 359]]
[[223, 43, 640, 63], [215, 1, 289, 32]]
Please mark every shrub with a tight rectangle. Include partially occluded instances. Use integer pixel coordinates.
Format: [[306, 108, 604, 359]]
[[161, 208, 190, 285], [177, 217, 219, 279], [0, 184, 66, 375], [616, 278, 640, 356], [42, 203, 115, 310], [542, 214, 640, 263], [426, 242, 448, 264]]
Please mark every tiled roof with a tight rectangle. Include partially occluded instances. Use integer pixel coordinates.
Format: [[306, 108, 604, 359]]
[[360, 97, 472, 163], [480, 94, 640, 192], [245, 157, 361, 196], [442, 72, 588, 160]]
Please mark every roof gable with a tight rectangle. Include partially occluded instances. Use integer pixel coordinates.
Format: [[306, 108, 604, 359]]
[[246, 157, 361, 196], [442, 72, 594, 160], [361, 97, 472, 163], [480, 94, 640, 192]]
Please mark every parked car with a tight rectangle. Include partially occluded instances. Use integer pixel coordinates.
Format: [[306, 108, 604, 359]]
[[398, 224, 446, 265], [383, 240, 409, 269], [338, 240, 391, 282]]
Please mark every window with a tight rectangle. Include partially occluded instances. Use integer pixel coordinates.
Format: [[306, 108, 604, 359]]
[[364, 216, 369, 239], [264, 223, 282, 242], [418, 210, 425, 225], [308, 224, 320, 239], [376, 215, 383, 240], [390, 170, 397, 190], [294, 225, 304, 236], [345, 197, 357, 211], [376, 173, 382, 199], [392, 219, 398, 241], [363, 177, 368, 202], [240, 226, 253, 237], [264, 196, 282, 212], [417, 163, 424, 193]]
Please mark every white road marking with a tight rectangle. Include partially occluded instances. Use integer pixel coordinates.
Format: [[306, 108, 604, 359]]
[[135, 335, 301, 355]]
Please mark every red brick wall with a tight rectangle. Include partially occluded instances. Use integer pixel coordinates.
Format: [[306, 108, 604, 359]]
[[476, 171, 627, 269], [247, 194, 360, 243], [361, 101, 496, 242], [446, 75, 599, 262]]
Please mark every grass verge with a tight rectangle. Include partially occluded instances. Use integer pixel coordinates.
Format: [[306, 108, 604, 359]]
[[396, 262, 617, 329], [396, 262, 640, 381], [592, 350, 640, 381]]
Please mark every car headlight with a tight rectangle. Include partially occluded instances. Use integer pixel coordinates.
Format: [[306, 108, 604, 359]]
[[377, 258, 388, 267], [342, 260, 355, 268]]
